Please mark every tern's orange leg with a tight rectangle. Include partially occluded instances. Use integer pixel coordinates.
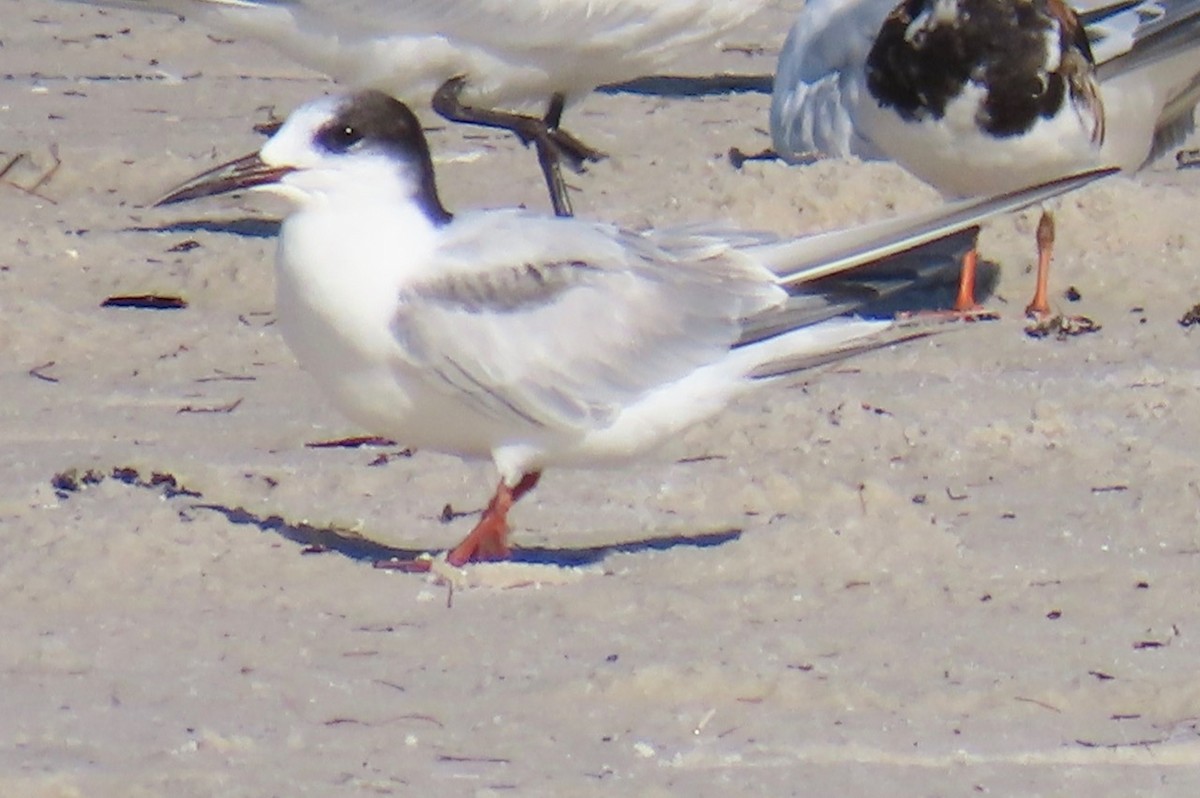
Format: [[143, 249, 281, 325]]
[[1025, 211, 1055, 319], [447, 471, 541, 566], [953, 247, 981, 313]]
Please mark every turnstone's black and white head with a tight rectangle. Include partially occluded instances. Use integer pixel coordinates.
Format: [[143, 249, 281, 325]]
[[864, 0, 1105, 145]]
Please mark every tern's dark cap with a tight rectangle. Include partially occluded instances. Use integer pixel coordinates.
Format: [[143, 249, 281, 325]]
[[315, 90, 452, 224]]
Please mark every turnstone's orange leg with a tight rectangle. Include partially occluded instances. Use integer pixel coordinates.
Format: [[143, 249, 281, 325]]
[[1025, 211, 1055, 319], [953, 247, 981, 313], [897, 245, 995, 321], [447, 472, 542, 565]]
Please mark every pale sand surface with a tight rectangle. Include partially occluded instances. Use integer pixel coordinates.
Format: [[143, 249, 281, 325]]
[[3, 2, 1200, 795]]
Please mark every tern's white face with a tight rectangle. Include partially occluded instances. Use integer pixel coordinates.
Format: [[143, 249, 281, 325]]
[[257, 96, 417, 208], [156, 90, 449, 223], [260, 96, 346, 173]]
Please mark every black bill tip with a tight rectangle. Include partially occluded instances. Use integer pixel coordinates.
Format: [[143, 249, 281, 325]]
[[155, 152, 294, 207]]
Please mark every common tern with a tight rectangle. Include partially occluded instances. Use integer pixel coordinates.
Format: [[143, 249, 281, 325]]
[[67, 0, 768, 217], [771, 0, 1200, 317], [155, 90, 1111, 566]]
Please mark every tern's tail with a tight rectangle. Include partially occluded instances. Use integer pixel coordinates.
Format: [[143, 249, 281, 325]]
[[727, 167, 1116, 381], [732, 238, 968, 382], [745, 168, 1116, 289]]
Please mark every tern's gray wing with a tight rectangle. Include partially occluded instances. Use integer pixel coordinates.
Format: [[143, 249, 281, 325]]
[[390, 211, 782, 434]]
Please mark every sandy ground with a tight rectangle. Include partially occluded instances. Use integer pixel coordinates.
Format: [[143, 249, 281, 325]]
[[3, 1, 1200, 795]]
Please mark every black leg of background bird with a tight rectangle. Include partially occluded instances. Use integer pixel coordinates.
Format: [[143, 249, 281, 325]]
[[537, 91, 579, 217], [431, 77, 605, 217], [544, 91, 567, 129], [536, 134, 576, 217], [539, 92, 607, 168]]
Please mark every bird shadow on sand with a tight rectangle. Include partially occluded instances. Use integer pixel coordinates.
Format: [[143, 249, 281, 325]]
[[500, 527, 742, 567], [810, 237, 1001, 319], [599, 73, 773, 97], [195, 501, 742, 569], [126, 218, 281, 238], [48, 464, 742, 570], [856, 258, 1001, 318]]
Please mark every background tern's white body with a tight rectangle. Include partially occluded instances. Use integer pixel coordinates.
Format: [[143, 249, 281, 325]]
[[71, 0, 764, 108]]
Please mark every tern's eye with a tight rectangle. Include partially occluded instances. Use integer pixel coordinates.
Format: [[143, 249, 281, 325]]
[[316, 122, 364, 153]]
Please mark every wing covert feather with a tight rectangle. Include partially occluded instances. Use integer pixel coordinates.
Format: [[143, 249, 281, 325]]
[[390, 214, 783, 433]]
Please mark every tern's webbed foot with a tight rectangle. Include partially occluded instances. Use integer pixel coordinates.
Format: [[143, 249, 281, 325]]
[[445, 472, 541, 566]]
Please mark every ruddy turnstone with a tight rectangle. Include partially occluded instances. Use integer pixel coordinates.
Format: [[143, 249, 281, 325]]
[[772, 0, 1200, 317]]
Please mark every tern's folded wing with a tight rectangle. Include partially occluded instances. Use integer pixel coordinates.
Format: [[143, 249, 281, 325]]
[[388, 215, 782, 434]]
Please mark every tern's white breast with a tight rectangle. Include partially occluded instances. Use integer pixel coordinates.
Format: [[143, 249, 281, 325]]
[[273, 202, 570, 461], [274, 203, 438, 440]]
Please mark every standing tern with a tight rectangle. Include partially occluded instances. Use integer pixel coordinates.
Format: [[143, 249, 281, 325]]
[[66, 0, 768, 217], [155, 90, 1111, 566], [771, 0, 1200, 317]]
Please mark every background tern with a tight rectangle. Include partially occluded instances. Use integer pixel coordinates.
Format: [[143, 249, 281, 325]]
[[66, 0, 769, 217], [770, 0, 1200, 318], [155, 90, 1111, 567]]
